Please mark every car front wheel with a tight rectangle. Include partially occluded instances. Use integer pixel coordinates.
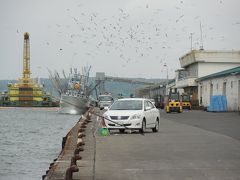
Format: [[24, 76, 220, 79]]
[[139, 120, 146, 133], [152, 119, 159, 133]]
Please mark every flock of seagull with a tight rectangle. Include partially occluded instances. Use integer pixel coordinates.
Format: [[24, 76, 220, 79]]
[[18, 0, 239, 78]]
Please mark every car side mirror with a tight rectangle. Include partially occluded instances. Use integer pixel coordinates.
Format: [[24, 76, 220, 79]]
[[145, 106, 151, 111]]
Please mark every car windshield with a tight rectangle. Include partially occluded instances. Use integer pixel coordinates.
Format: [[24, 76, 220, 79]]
[[110, 100, 142, 110], [99, 96, 112, 101]]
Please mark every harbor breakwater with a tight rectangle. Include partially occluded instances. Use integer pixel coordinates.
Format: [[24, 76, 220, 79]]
[[43, 108, 97, 180]]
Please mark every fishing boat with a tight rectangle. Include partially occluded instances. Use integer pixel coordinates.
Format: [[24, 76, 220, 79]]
[[59, 68, 90, 114], [49, 67, 91, 114]]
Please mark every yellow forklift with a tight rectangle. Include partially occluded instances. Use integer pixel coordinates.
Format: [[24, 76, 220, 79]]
[[165, 88, 183, 113], [181, 93, 191, 110]]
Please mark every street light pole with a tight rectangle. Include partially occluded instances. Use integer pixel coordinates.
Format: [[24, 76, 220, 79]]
[[164, 63, 168, 95]]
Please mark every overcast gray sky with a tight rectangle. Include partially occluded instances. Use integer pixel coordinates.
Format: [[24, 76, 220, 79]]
[[0, 0, 240, 80]]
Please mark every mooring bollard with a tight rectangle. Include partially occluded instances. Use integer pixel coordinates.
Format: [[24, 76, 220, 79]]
[[78, 133, 86, 138], [65, 165, 79, 180], [49, 162, 54, 170], [78, 128, 85, 133], [82, 121, 88, 125], [77, 140, 85, 147], [84, 111, 92, 123], [74, 147, 84, 155], [80, 124, 87, 128], [70, 154, 82, 166]]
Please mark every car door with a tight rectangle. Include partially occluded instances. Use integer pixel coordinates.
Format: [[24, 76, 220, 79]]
[[144, 100, 153, 128], [146, 100, 156, 128]]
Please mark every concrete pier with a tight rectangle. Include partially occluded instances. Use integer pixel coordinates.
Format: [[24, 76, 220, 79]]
[[43, 109, 98, 180], [43, 109, 240, 180]]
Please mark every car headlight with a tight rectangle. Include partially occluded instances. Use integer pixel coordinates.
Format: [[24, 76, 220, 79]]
[[130, 114, 141, 120]]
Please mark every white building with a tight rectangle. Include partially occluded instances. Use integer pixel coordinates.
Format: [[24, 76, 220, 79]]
[[196, 66, 240, 111], [175, 50, 240, 106]]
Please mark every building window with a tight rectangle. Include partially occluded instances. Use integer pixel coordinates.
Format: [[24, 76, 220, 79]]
[[231, 81, 233, 88], [216, 83, 218, 90]]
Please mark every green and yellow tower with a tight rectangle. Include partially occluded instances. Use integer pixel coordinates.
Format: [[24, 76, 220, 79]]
[[8, 32, 52, 106]]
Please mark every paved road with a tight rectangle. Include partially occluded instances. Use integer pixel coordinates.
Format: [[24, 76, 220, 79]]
[[162, 109, 240, 140], [93, 110, 240, 180]]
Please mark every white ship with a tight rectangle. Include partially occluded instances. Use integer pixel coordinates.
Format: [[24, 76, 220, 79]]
[[59, 93, 89, 115], [49, 67, 91, 115]]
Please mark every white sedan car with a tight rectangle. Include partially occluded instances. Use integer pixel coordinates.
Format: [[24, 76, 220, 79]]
[[103, 98, 160, 133]]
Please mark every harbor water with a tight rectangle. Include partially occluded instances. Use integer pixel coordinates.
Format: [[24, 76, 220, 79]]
[[0, 107, 80, 180]]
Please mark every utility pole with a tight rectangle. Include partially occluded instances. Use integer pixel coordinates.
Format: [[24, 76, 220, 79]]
[[164, 63, 168, 95]]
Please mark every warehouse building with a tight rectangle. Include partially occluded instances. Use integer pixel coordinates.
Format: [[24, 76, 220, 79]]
[[196, 66, 240, 111], [175, 50, 240, 107]]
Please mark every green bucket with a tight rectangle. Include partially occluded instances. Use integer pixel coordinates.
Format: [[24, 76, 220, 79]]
[[100, 128, 110, 136]]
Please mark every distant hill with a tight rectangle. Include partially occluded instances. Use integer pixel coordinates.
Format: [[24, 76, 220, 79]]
[[104, 81, 144, 98], [0, 77, 164, 99], [0, 80, 17, 92]]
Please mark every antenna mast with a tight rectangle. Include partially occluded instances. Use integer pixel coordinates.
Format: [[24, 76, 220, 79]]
[[190, 33, 193, 50], [199, 21, 204, 50]]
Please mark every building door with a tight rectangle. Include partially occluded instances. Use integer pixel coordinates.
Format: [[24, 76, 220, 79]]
[[223, 82, 227, 96]]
